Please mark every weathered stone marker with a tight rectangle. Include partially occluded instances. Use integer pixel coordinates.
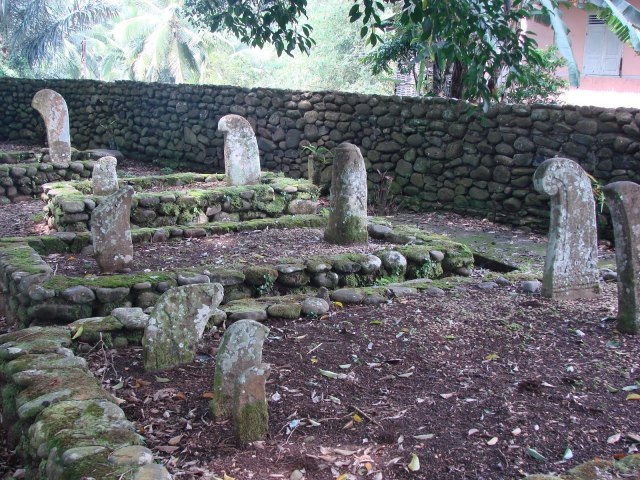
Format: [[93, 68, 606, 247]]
[[603, 181, 640, 334], [210, 319, 270, 445], [218, 114, 261, 186], [324, 142, 368, 245], [31, 89, 71, 166], [143, 283, 224, 371], [91, 186, 134, 274], [92, 156, 119, 196], [533, 158, 601, 299]]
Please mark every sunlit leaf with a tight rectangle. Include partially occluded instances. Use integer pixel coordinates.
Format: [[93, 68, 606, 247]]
[[407, 453, 420, 471], [71, 326, 83, 340], [527, 448, 547, 462]]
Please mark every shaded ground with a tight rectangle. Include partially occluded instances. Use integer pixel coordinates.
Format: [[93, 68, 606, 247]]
[[80, 282, 639, 480], [0, 150, 636, 479]]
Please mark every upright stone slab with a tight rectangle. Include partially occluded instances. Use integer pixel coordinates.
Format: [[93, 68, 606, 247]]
[[92, 156, 119, 196], [210, 319, 270, 444], [91, 186, 134, 274], [31, 89, 71, 166], [143, 283, 224, 371], [218, 114, 261, 186], [533, 158, 601, 299], [603, 181, 640, 334], [324, 142, 368, 245]]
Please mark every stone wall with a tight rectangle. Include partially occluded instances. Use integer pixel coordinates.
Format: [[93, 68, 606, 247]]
[[0, 326, 171, 479], [0, 218, 473, 326], [2, 77, 640, 229], [43, 173, 319, 232]]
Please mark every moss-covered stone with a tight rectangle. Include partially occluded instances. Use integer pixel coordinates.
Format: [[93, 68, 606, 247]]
[[15, 368, 112, 420], [0, 327, 71, 360], [266, 303, 301, 319], [4, 353, 86, 378], [28, 398, 142, 476], [42, 272, 174, 291], [243, 266, 279, 286], [234, 400, 269, 445]]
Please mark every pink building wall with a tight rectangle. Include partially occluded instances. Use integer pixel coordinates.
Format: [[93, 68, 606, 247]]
[[528, 2, 640, 92]]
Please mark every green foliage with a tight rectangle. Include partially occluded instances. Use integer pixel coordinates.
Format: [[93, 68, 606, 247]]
[[501, 47, 568, 104], [184, 0, 313, 57], [359, 0, 547, 105], [0, 0, 118, 74], [301, 145, 333, 164]]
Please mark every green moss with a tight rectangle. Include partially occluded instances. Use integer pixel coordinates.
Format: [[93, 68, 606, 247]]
[[255, 193, 287, 215], [38, 236, 70, 254], [42, 272, 174, 291], [267, 302, 302, 319], [2, 384, 19, 423], [234, 400, 268, 445], [326, 214, 368, 245], [0, 244, 50, 274], [341, 274, 362, 288]]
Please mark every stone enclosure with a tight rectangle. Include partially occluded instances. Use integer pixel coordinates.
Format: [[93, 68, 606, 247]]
[[1, 82, 640, 479], [2, 78, 640, 231]]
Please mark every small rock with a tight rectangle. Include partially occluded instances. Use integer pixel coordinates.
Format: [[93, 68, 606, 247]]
[[330, 288, 364, 304], [108, 445, 154, 466], [521, 280, 541, 294], [455, 267, 473, 277], [111, 307, 149, 329], [425, 287, 445, 296], [495, 277, 511, 286], [600, 269, 617, 282], [429, 250, 445, 262], [301, 297, 330, 316], [61, 285, 95, 304], [478, 281, 498, 290], [177, 274, 210, 286], [368, 224, 393, 239]]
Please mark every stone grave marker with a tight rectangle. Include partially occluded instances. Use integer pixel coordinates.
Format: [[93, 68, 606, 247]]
[[143, 283, 224, 371], [533, 158, 601, 299], [324, 142, 368, 245], [91, 186, 134, 274], [31, 89, 71, 167], [603, 181, 640, 334], [218, 114, 261, 186], [210, 319, 270, 444], [92, 156, 119, 196]]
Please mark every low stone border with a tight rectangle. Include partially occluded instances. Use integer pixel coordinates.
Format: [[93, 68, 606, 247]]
[[0, 218, 474, 327], [0, 326, 171, 479], [42, 172, 320, 232], [0, 148, 120, 205], [524, 454, 640, 480]]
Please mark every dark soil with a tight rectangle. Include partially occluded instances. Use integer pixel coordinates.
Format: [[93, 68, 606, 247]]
[[0, 150, 636, 479], [78, 282, 639, 480]]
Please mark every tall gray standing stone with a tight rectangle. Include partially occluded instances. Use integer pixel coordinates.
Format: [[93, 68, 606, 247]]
[[324, 142, 368, 245], [603, 181, 640, 334], [143, 283, 224, 371], [218, 114, 261, 186], [31, 89, 71, 167], [92, 156, 119, 196], [91, 186, 134, 274], [533, 158, 601, 299], [210, 319, 270, 444]]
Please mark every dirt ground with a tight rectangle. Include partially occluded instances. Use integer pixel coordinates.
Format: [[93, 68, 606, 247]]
[[0, 151, 638, 480]]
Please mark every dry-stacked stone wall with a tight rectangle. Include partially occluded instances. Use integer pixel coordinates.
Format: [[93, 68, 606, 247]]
[[2, 78, 640, 229], [0, 219, 473, 327]]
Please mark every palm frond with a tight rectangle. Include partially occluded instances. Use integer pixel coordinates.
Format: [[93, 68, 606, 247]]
[[591, 0, 640, 51], [538, 0, 580, 86]]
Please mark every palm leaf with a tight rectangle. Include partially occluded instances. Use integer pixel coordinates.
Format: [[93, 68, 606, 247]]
[[538, 0, 580, 86], [590, 0, 640, 51]]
